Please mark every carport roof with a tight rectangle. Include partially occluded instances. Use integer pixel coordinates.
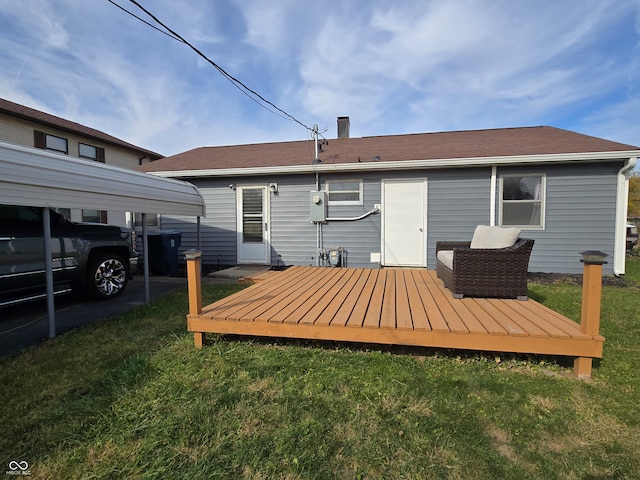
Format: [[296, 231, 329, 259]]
[[0, 141, 205, 216]]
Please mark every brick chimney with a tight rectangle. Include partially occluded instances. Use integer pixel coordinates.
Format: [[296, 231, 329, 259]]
[[337, 116, 350, 138]]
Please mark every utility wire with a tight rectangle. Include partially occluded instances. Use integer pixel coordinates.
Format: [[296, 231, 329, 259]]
[[106, 0, 183, 42], [108, 0, 283, 120], [109, 0, 314, 132]]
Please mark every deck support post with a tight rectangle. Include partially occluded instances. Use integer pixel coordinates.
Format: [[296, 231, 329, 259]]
[[574, 251, 607, 380], [185, 250, 204, 348]]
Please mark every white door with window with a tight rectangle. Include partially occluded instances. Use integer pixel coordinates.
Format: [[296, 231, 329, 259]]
[[381, 179, 427, 267], [237, 186, 270, 264]]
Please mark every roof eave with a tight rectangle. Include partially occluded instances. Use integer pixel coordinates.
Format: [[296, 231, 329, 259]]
[[145, 150, 640, 178]]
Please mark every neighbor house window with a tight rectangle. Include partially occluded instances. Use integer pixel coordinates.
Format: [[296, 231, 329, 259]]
[[79, 143, 105, 162], [326, 180, 362, 205], [499, 174, 546, 229], [134, 212, 159, 228], [35, 130, 68, 154], [82, 210, 108, 223]]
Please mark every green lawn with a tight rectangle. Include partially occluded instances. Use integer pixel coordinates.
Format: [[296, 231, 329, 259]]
[[1, 260, 639, 479]]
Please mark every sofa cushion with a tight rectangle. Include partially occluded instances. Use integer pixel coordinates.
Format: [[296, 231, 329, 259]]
[[436, 250, 454, 270], [470, 225, 521, 249]]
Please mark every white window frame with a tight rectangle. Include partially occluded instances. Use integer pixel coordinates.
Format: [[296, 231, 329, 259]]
[[326, 179, 363, 206], [498, 174, 546, 230]]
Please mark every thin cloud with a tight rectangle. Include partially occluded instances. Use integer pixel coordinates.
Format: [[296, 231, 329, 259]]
[[0, 0, 638, 157]]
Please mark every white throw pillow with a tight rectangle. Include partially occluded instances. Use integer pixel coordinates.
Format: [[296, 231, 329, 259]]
[[470, 225, 491, 248], [470, 225, 521, 249]]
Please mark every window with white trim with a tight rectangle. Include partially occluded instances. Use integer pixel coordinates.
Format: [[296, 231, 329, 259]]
[[499, 174, 546, 229], [326, 180, 362, 205]]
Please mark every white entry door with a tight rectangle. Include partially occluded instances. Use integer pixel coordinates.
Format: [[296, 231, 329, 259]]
[[382, 179, 427, 267], [237, 186, 270, 264]]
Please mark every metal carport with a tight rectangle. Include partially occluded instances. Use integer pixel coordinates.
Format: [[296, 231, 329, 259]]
[[0, 141, 205, 337]]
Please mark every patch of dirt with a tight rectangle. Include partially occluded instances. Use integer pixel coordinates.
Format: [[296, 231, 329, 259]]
[[527, 272, 633, 288]]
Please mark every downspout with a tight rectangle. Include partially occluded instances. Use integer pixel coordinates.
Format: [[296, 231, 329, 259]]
[[490, 165, 497, 226], [316, 172, 320, 266], [614, 157, 638, 276]]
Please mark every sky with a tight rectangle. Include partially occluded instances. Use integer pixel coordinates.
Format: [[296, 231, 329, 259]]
[[0, 0, 639, 157]]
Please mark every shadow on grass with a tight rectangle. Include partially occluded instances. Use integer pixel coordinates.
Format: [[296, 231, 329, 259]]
[[206, 332, 578, 371]]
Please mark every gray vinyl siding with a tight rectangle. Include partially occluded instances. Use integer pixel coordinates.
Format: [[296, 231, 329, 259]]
[[427, 168, 493, 268], [496, 163, 621, 274], [319, 174, 382, 267], [160, 178, 237, 266], [161, 161, 623, 274], [269, 175, 318, 266]]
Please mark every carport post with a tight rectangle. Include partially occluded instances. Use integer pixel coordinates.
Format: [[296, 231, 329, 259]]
[[42, 207, 56, 338], [142, 214, 150, 304], [197, 216, 201, 250]]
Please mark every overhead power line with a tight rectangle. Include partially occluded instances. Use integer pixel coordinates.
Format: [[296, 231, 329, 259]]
[[106, 0, 182, 42], [107, 0, 313, 132]]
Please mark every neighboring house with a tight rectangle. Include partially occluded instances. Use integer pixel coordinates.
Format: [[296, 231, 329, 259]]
[[138, 120, 640, 276], [0, 97, 163, 227]]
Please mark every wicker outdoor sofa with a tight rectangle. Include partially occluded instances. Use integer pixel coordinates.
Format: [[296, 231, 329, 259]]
[[436, 226, 535, 300]]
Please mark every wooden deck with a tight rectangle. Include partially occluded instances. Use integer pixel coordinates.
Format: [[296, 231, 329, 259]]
[[187, 266, 604, 362]]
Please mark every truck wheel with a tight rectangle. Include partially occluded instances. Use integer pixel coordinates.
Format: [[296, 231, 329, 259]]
[[86, 253, 129, 300]]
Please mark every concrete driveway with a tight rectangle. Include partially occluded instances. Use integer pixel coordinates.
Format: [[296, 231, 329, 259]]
[[0, 275, 187, 358]]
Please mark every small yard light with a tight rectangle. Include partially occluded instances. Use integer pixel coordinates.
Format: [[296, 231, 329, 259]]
[[579, 250, 608, 265]]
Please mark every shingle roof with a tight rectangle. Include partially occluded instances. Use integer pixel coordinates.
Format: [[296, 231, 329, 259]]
[[0, 98, 163, 159], [138, 126, 639, 173]]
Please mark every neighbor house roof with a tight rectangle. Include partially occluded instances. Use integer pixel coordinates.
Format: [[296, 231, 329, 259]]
[[0, 98, 163, 160], [138, 126, 640, 177]]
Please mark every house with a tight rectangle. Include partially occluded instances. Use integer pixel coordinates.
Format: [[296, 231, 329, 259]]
[[138, 120, 640, 276], [0, 97, 163, 227]]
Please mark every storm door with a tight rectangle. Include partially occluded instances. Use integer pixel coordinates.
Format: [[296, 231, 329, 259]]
[[237, 186, 270, 264]]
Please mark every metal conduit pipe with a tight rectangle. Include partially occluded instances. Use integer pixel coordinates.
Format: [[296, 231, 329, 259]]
[[326, 207, 380, 221]]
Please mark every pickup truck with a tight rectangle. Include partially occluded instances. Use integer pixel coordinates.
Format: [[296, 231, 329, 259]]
[[0, 205, 137, 307]]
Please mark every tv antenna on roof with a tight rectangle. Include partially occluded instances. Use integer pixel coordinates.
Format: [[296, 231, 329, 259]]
[[312, 124, 327, 164]]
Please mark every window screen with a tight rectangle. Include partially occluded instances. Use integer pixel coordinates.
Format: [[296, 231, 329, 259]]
[[326, 180, 362, 204]]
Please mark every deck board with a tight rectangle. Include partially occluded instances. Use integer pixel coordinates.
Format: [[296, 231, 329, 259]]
[[348, 269, 379, 328], [191, 266, 604, 360]]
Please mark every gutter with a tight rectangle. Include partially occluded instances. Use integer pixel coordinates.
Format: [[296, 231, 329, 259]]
[[614, 156, 638, 276], [145, 150, 640, 178]]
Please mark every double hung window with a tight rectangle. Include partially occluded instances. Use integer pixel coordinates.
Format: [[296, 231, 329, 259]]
[[499, 174, 545, 229]]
